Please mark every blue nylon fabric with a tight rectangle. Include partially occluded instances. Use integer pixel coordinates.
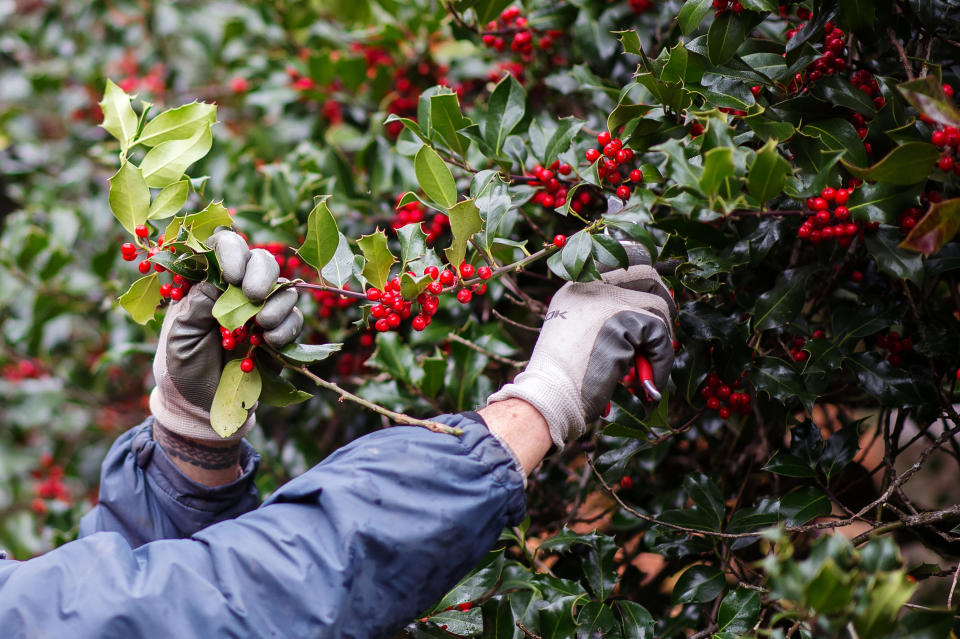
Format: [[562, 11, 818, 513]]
[[0, 413, 526, 638], [77, 418, 262, 547]]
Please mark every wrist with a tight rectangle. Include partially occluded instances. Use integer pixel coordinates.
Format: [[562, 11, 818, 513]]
[[478, 398, 552, 477], [152, 421, 242, 487]]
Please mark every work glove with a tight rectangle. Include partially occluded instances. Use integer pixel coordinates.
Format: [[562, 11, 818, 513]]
[[486, 244, 676, 448], [149, 230, 303, 442]]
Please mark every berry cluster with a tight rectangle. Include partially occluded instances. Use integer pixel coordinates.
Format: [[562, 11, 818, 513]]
[[366, 263, 492, 333], [777, 4, 811, 19], [480, 6, 562, 60], [1, 358, 45, 381], [800, 23, 848, 85], [528, 161, 573, 210], [848, 68, 884, 110], [32, 456, 69, 512], [219, 323, 264, 374], [849, 111, 874, 155], [486, 61, 527, 84], [876, 331, 913, 367], [796, 184, 875, 246], [700, 374, 751, 419], [584, 131, 643, 200], [391, 198, 451, 243], [119, 226, 195, 299], [898, 191, 941, 235], [788, 330, 825, 363]]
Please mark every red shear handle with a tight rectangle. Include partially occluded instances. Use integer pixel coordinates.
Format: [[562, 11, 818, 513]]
[[634, 354, 662, 402]]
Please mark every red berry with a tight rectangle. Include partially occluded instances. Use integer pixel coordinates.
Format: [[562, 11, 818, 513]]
[[222, 336, 236, 350], [707, 397, 721, 410], [585, 148, 601, 162], [412, 315, 427, 331], [616, 185, 630, 200], [620, 476, 633, 489], [138, 260, 151, 274], [425, 265, 440, 280], [120, 243, 137, 260], [457, 289, 472, 304], [366, 288, 381, 302], [170, 287, 184, 301], [427, 281, 443, 295], [387, 313, 402, 328], [932, 130, 947, 146], [834, 189, 850, 205], [820, 187, 836, 201], [375, 318, 389, 332], [553, 234, 567, 248], [459, 263, 475, 278], [809, 197, 828, 211], [719, 406, 731, 419], [834, 206, 850, 221], [159, 283, 173, 298], [597, 131, 611, 146], [240, 358, 255, 373], [707, 374, 721, 387], [939, 156, 955, 172], [629, 169, 643, 182], [477, 266, 493, 280], [717, 385, 732, 400], [250, 334, 262, 346], [558, 163, 572, 175], [135, 225, 149, 239]]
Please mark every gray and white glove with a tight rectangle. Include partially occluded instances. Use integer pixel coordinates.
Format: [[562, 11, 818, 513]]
[[487, 245, 676, 448], [149, 230, 303, 442]]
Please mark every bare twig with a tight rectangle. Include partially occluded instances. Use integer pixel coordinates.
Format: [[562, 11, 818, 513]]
[[285, 362, 463, 435], [447, 332, 527, 368], [516, 622, 542, 639], [492, 309, 541, 332]]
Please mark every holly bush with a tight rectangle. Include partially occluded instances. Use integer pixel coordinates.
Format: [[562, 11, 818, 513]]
[[4, 0, 960, 637]]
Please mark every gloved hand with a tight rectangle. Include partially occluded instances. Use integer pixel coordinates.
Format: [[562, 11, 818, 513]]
[[486, 244, 676, 448], [149, 230, 304, 442]]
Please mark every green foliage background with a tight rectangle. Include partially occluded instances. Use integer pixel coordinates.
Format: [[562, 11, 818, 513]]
[[3, 0, 960, 636]]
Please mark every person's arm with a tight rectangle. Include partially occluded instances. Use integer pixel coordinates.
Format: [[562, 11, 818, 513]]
[[77, 418, 261, 547], [0, 412, 525, 638]]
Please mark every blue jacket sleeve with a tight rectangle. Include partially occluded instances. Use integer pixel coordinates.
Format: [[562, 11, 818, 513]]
[[77, 418, 261, 547], [0, 412, 526, 639]]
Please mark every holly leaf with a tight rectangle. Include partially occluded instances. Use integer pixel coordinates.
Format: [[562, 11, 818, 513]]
[[118, 273, 161, 324], [414, 145, 457, 208], [716, 588, 761, 635], [148, 179, 189, 220], [443, 199, 483, 268], [278, 342, 343, 365], [483, 73, 526, 156], [137, 101, 216, 148], [430, 91, 472, 158], [210, 359, 261, 438], [297, 196, 340, 272], [140, 125, 213, 188], [357, 229, 397, 291], [108, 161, 151, 235], [99, 78, 139, 152], [211, 285, 265, 332], [257, 363, 312, 407], [900, 197, 960, 256], [748, 139, 792, 204], [841, 142, 941, 186], [672, 565, 725, 604], [182, 201, 232, 242], [866, 227, 924, 284]]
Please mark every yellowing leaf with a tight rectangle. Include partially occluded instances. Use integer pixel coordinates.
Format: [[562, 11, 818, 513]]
[[183, 201, 232, 241], [900, 197, 960, 256], [118, 273, 161, 324], [210, 359, 261, 438]]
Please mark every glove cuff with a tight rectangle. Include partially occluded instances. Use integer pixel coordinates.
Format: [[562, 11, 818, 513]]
[[149, 386, 255, 443], [486, 369, 586, 449]]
